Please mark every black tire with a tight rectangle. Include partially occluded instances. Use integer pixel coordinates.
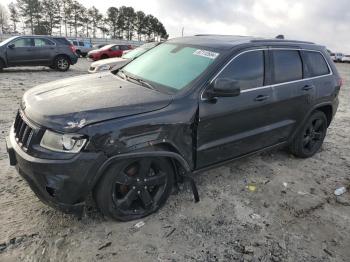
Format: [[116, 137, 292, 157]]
[[54, 55, 70, 72], [81, 53, 87, 58], [94, 157, 174, 221], [289, 111, 328, 158], [0, 59, 4, 72], [76, 50, 82, 57], [101, 54, 109, 59]]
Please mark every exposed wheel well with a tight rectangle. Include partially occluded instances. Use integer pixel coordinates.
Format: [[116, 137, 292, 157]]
[[315, 105, 333, 126]]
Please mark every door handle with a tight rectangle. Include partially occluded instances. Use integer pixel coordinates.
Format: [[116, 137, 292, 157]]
[[254, 95, 270, 102], [302, 85, 314, 91]]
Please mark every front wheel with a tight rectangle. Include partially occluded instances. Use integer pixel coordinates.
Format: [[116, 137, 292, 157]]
[[289, 111, 328, 158], [94, 157, 174, 221], [54, 56, 70, 71]]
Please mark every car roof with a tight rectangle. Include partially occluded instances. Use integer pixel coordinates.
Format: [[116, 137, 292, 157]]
[[168, 34, 320, 51]]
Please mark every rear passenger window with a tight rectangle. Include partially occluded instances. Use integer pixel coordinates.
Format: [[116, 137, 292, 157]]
[[34, 38, 54, 47], [218, 51, 264, 90], [78, 41, 84, 46], [272, 50, 302, 84], [303, 51, 330, 77]]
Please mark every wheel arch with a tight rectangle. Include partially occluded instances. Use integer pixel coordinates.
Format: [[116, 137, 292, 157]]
[[90, 145, 192, 193], [289, 102, 334, 143]]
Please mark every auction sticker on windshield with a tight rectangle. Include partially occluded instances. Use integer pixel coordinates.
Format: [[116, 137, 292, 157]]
[[193, 49, 219, 60]]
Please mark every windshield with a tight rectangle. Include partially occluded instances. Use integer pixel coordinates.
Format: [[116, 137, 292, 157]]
[[121, 43, 219, 92], [122, 43, 158, 59], [0, 36, 17, 46]]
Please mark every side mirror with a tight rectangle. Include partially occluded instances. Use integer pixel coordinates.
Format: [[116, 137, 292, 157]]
[[206, 78, 241, 99], [8, 43, 15, 49]]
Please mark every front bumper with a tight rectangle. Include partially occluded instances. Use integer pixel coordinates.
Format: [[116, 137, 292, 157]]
[[6, 131, 107, 215]]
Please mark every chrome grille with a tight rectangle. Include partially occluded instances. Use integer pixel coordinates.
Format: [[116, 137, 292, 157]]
[[13, 112, 34, 149]]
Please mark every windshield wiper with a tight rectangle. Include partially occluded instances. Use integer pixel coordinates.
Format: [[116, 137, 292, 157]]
[[123, 74, 156, 91]]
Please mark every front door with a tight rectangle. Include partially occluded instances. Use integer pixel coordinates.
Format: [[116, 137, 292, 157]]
[[6, 37, 35, 66], [197, 49, 291, 168]]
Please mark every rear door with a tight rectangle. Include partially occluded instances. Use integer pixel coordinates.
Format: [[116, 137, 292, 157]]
[[109, 45, 123, 57], [197, 49, 284, 168], [301, 50, 333, 105], [6, 37, 34, 66], [32, 38, 56, 65], [268, 49, 316, 137]]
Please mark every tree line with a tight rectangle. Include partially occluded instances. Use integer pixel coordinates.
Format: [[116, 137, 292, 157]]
[[0, 1, 168, 41]]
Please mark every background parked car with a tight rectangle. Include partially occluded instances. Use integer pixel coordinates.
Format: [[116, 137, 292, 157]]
[[0, 35, 78, 71], [93, 44, 108, 49], [87, 44, 132, 61], [341, 55, 350, 63], [88, 42, 160, 73], [69, 39, 93, 57], [331, 52, 344, 62]]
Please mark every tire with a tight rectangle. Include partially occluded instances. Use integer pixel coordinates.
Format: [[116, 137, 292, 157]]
[[76, 50, 82, 57], [0, 59, 4, 72], [81, 53, 87, 58], [289, 111, 328, 158], [101, 54, 109, 59], [54, 55, 70, 72], [94, 157, 174, 221]]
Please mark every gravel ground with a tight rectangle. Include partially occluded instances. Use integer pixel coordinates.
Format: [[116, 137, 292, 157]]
[[0, 59, 349, 262]]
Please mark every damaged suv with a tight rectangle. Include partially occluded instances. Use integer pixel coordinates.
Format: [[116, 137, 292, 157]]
[[6, 35, 341, 221]]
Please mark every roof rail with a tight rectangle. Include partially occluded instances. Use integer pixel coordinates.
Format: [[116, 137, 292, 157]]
[[194, 34, 252, 38], [251, 39, 315, 44]]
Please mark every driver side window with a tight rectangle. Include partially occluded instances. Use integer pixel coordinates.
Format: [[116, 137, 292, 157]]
[[219, 50, 264, 90], [12, 38, 33, 48]]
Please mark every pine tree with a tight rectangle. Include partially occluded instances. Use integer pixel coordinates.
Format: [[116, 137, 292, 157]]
[[8, 2, 19, 33]]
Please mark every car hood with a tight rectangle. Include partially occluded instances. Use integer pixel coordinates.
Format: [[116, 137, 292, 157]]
[[91, 57, 129, 67], [22, 72, 172, 132]]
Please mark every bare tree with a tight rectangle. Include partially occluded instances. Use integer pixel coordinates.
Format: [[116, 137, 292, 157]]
[[0, 4, 9, 34], [8, 2, 19, 33]]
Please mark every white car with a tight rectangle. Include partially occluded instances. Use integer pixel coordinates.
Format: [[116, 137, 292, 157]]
[[331, 53, 344, 62], [341, 55, 350, 63], [88, 42, 160, 73]]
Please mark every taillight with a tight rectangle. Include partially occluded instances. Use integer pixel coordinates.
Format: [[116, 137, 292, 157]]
[[69, 45, 76, 53]]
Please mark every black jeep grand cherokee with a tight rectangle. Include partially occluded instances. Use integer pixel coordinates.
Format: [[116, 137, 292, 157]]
[[6, 35, 341, 221]]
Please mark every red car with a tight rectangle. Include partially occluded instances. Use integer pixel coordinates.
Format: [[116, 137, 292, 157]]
[[87, 44, 132, 61]]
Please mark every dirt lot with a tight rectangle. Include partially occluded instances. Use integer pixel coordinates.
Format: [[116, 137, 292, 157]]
[[0, 59, 349, 262]]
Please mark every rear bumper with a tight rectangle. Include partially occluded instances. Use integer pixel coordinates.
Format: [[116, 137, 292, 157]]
[[6, 131, 107, 215]]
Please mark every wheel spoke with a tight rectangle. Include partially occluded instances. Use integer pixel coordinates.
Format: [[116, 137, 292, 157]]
[[314, 132, 322, 140], [140, 189, 153, 208], [303, 136, 311, 147], [138, 159, 152, 177], [117, 189, 137, 209], [146, 172, 167, 186], [115, 172, 135, 186], [313, 119, 323, 131]]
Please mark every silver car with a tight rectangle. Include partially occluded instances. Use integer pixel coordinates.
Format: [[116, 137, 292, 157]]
[[88, 42, 159, 73]]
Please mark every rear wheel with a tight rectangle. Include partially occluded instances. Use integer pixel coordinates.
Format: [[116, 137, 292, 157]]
[[76, 50, 82, 57], [54, 56, 70, 71], [94, 157, 174, 221], [289, 111, 328, 158]]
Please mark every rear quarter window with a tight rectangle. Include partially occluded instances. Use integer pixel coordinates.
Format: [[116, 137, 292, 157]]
[[303, 51, 330, 77], [54, 38, 71, 45], [272, 50, 303, 84]]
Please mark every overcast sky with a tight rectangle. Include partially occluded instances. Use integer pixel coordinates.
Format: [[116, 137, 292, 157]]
[[3, 0, 350, 53]]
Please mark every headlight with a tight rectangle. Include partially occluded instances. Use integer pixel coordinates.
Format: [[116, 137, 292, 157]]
[[97, 65, 111, 71], [40, 130, 87, 153]]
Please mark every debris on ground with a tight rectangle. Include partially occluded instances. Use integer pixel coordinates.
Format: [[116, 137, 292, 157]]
[[334, 186, 347, 196], [98, 242, 112, 250], [134, 221, 145, 229]]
